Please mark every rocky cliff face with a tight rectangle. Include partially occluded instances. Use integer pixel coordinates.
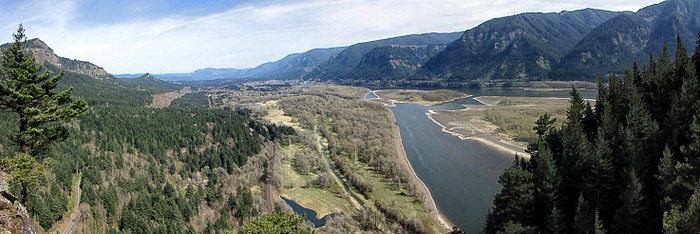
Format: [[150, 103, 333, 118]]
[[0, 173, 38, 234], [1, 38, 112, 79]]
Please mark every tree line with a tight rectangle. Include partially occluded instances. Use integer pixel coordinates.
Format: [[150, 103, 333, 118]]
[[482, 35, 700, 233]]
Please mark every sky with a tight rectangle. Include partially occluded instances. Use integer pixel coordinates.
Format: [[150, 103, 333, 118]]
[[0, 0, 664, 74]]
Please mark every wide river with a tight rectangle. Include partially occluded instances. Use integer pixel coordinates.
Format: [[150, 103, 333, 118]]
[[366, 88, 597, 233]]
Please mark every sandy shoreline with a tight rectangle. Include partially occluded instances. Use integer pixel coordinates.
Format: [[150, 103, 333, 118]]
[[388, 110, 454, 231], [425, 110, 530, 159]]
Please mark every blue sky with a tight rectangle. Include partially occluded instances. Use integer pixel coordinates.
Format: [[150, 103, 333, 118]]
[[0, 0, 664, 73]]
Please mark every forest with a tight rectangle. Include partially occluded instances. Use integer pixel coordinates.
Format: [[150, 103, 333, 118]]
[[0, 32, 296, 233], [482, 35, 700, 233]]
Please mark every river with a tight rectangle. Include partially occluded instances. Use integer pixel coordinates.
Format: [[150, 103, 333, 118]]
[[366, 88, 596, 233]]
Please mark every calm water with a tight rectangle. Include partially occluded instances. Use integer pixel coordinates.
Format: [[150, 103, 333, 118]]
[[369, 88, 597, 233], [282, 197, 337, 227]]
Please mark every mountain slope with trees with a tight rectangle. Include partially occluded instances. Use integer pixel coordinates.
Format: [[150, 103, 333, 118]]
[[241, 47, 345, 80], [553, 0, 700, 80], [423, 8, 620, 81], [482, 35, 700, 234], [0, 27, 297, 233], [307, 32, 462, 80]]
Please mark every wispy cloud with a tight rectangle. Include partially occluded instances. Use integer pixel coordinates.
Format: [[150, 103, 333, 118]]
[[0, 0, 663, 73]]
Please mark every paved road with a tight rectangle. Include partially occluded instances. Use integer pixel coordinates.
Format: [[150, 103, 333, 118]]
[[63, 177, 81, 234]]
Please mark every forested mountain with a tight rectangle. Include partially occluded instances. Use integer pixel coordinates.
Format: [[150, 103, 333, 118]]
[[554, 0, 700, 80], [423, 9, 620, 81], [347, 44, 446, 80], [241, 47, 345, 79], [0, 38, 112, 79], [483, 36, 700, 233], [307, 32, 462, 80]]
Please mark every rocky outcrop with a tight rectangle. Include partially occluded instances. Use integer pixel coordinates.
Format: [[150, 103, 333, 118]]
[[1, 38, 112, 79], [0, 173, 38, 234]]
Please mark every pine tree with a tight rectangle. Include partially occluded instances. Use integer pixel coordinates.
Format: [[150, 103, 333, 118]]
[[657, 146, 677, 211], [662, 189, 700, 234], [559, 87, 593, 229], [0, 25, 88, 205], [593, 210, 606, 234], [590, 128, 615, 226], [574, 194, 594, 234], [482, 167, 535, 234], [614, 170, 645, 233], [531, 142, 560, 232], [548, 207, 567, 234]]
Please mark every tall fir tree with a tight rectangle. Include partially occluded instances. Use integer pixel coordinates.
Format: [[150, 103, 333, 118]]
[[559, 87, 593, 230], [0, 25, 88, 204], [614, 170, 645, 234], [573, 193, 594, 234], [531, 142, 560, 233]]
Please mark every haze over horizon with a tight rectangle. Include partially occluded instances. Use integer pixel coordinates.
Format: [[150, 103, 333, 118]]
[[1, 0, 663, 74]]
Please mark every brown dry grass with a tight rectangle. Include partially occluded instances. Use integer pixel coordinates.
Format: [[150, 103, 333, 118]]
[[148, 87, 192, 108]]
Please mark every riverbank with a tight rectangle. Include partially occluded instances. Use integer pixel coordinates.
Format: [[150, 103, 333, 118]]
[[373, 91, 529, 158], [426, 109, 529, 159], [375, 89, 468, 106], [388, 109, 454, 230]]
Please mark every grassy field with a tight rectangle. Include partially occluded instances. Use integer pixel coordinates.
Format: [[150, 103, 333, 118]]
[[375, 89, 465, 105], [434, 96, 574, 144], [279, 144, 357, 218]]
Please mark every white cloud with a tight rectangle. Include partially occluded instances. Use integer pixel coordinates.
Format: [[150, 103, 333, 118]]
[[0, 0, 663, 73]]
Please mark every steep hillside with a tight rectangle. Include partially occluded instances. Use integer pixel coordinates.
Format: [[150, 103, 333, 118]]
[[554, 0, 700, 80], [309, 32, 462, 79], [424, 9, 620, 81], [348, 44, 446, 80], [242, 47, 345, 79], [1, 38, 112, 79]]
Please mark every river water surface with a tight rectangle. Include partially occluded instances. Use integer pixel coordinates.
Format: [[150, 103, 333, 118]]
[[368, 88, 596, 233]]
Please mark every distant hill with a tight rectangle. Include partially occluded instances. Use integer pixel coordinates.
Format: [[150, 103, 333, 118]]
[[116, 68, 251, 81], [120, 73, 184, 90], [241, 47, 345, 80], [307, 32, 462, 80], [348, 44, 446, 80], [553, 0, 700, 80], [1, 38, 112, 79], [423, 8, 621, 81]]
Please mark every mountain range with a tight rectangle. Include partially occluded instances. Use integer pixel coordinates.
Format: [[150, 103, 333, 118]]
[[13, 0, 700, 85]]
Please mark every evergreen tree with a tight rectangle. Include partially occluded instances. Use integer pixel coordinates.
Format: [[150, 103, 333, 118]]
[[531, 142, 559, 232], [614, 170, 645, 233], [662, 189, 700, 234], [0, 25, 88, 205], [559, 87, 593, 230], [593, 210, 606, 234], [548, 207, 566, 234], [573, 194, 594, 234], [483, 167, 535, 234]]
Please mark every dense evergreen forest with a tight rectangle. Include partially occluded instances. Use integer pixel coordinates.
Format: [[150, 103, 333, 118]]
[[482, 35, 700, 233], [0, 58, 295, 232]]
